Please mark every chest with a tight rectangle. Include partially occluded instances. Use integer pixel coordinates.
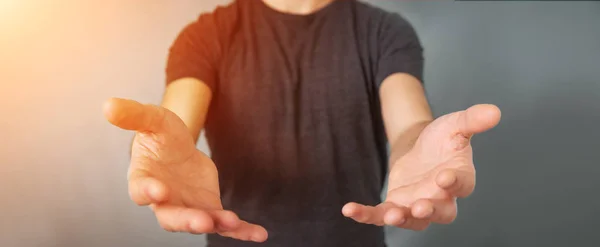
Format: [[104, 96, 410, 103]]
[[215, 17, 378, 116]]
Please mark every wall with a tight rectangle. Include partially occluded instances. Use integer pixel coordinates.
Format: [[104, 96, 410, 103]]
[[1, 0, 598, 246], [0, 0, 225, 246], [381, 1, 600, 247]]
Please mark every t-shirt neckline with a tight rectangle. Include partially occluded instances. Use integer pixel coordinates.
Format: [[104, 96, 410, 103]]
[[256, 0, 341, 20]]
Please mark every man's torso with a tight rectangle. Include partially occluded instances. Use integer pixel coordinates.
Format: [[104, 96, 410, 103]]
[[172, 0, 417, 245]]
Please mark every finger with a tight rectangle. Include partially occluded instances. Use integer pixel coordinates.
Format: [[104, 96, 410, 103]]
[[153, 205, 214, 233], [417, 199, 457, 224], [383, 206, 430, 231], [128, 170, 168, 205], [207, 210, 242, 232], [410, 199, 435, 219], [401, 218, 430, 231], [382, 204, 409, 226], [436, 168, 475, 198], [457, 104, 501, 137], [103, 97, 166, 132], [218, 220, 269, 242], [342, 202, 396, 226]]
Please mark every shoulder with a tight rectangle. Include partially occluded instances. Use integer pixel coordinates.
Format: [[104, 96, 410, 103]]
[[168, 1, 244, 71], [351, 1, 417, 37], [180, 0, 242, 41]]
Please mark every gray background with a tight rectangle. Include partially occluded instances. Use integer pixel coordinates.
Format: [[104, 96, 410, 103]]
[[1, 0, 598, 246]]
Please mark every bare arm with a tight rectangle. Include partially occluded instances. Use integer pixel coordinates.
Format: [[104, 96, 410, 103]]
[[128, 77, 211, 155], [346, 72, 500, 230], [160, 77, 212, 143], [105, 81, 268, 241], [379, 73, 433, 165]]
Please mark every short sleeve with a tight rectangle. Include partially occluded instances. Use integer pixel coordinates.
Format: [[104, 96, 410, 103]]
[[165, 13, 222, 92], [375, 13, 424, 86]]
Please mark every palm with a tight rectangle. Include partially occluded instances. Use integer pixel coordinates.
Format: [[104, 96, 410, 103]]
[[387, 112, 475, 205], [343, 104, 500, 230], [130, 119, 222, 211], [386, 156, 473, 206], [104, 98, 267, 242]]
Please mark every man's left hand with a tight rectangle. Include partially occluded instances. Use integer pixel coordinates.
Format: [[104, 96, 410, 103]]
[[342, 104, 501, 230]]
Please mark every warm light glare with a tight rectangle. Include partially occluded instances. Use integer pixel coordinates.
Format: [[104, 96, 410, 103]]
[[0, 0, 22, 20]]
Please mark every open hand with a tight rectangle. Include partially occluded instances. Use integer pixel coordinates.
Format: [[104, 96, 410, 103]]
[[343, 104, 501, 230], [103, 98, 268, 242]]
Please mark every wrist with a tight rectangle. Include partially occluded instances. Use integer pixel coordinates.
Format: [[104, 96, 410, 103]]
[[388, 120, 431, 167]]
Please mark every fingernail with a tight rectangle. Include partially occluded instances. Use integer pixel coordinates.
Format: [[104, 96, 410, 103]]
[[251, 235, 262, 242], [251, 232, 266, 242]]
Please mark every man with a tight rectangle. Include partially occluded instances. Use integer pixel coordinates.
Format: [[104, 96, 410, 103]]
[[103, 0, 501, 246]]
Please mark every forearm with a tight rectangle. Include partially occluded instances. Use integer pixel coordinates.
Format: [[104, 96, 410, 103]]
[[388, 120, 431, 167], [128, 78, 211, 155], [161, 78, 212, 143], [379, 73, 433, 167]]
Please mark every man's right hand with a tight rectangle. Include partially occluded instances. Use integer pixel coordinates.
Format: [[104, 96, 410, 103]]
[[103, 98, 268, 242]]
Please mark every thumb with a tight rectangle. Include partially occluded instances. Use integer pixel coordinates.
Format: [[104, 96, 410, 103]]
[[103, 98, 165, 132], [457, 104, 501, 137]]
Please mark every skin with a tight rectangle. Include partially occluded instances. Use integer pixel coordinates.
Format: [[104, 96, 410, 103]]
[[262, 0, 335, 15], [342, 73, 502, 230], [103, 0, 501, 242], [104, 78, 269, 242]]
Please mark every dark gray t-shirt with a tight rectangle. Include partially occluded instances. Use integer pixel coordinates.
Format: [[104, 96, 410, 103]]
[[166, 0, 423, 246]]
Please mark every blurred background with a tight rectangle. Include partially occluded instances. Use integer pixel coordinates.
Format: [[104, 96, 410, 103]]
[[1, 0, 599, 246]]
